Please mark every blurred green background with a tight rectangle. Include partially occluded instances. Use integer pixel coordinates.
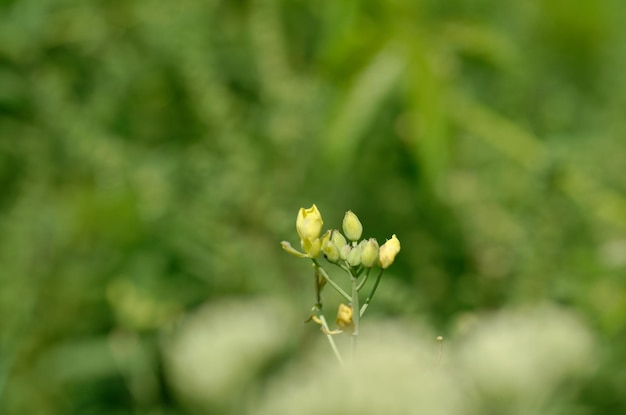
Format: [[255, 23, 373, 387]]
[[2, 0, 626, 413]]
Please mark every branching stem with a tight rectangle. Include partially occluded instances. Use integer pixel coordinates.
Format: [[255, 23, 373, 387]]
[[359, 268, 384, 317], [313, 260, 352, 303], [356, 267, 371, 291]]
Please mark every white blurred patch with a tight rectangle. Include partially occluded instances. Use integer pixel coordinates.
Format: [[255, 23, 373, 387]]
[[599, 238, 626, 268], [253, 306, 595, 415], [255, 320, 464, 415], [455, 305, 595, 410], [162, 297, 294, 408]]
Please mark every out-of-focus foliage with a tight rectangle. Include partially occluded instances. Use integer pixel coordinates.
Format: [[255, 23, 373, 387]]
[[1, 0, 626, 413]]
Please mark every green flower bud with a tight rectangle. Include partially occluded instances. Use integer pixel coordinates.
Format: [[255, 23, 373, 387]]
[[379, 234, 401, 269], [342, 210, 363, 241], [346, 243, 362, 267], [361, 238, 379, 267]]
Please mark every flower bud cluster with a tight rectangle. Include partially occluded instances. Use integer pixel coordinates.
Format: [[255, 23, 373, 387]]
[[282, 205, 401, 269], [321, 230, 346, 263]]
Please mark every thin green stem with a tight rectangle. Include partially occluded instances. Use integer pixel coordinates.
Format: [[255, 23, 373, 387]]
[[337, 262, 351, 274], [313, 260, 352, 303], [355, 265, 365, 277], [319, 314, 344, 366], [350, 270, 360, 355], [359, 268, 384, 317], [356, 267, 371, 291], [314, 268, 322, 308]]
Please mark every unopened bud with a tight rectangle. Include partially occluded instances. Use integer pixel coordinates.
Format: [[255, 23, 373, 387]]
[[331, 230, 347, 250], [342, 210, 363, 241], [321, 231, 340, 263], [347, 243, 362, 267], [296, 205, 323, 241], [340, 244, 351, 261], [379, 234, 401, 268], [296, 205, 324, 257], [361, 238, 379, 267], [336, 303, 354, 332], [303, 237, 322, 258]]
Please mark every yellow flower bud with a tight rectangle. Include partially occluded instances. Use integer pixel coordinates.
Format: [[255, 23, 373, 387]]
[[296, 205, 324, 257], [331, 230, 347, 251], [342, 210, 363, 241], [361, 238, 379, 268], [378, 234, 401, 269], [339, 244, 351, 261], [302, 237, 322, 258], [346, 243, 362, 267], [321, 230, 340, 263], [336, 303, 354, 332], [296, 205, 323, 243]]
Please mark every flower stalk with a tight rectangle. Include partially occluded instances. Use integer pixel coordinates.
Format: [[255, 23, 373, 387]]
[[281, 205, 400, 363], [351, 272, 360, 354]]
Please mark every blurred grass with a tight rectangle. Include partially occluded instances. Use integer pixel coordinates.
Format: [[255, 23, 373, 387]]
[[1, 0, 626, 413]]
